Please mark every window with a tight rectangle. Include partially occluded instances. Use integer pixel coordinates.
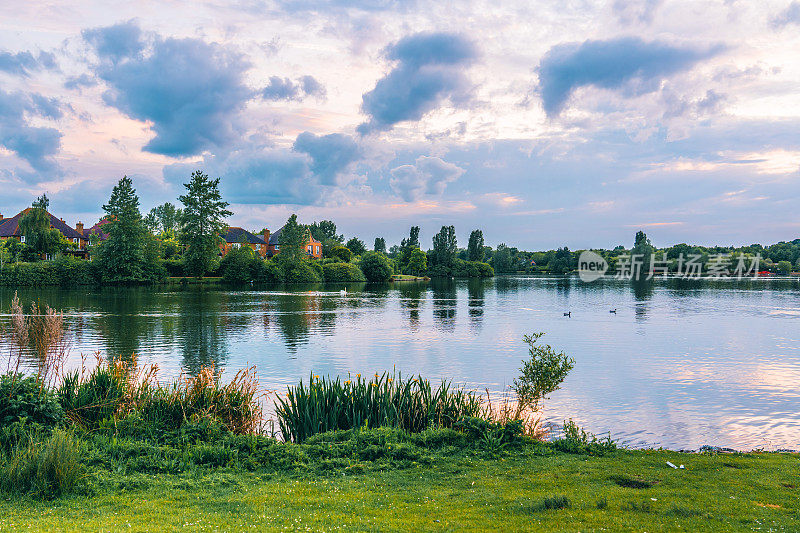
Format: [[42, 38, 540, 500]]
[[307, 245, 312, 252], [232, 243, 241, 249], [315, 246, 320, 254], [20, 236, 25, 243], [274, 244, 280, 250]]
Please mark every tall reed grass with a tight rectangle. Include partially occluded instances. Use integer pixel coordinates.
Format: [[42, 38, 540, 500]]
[[275, 372, 483, 443]]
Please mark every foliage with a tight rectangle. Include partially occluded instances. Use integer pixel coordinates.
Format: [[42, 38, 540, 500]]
[[451, 259, 494, 278], [345, 237, 367, 256], [220, 246, 264, 284], [144, 202, 182, 236], [276, 372, 483, 443], [777, 260, 792, 274], [322, 262, 366, 282], [18, 195, 65, 258], [278, 214, 308, 263], [0, 428, 85, 499], [512, 333, 574, 414], [179, 170, 232, 277], [631, 231, 654, 276], [328, 245, 353, 262], [58, 365, 127, 429], [359, 251, 393, 282], [281, 260, 322, 283], [373, 237, 386, 253], [492, 243, 514, 272], [0, 259, 99, 287], [467, 230, 485, 262], [307, 221, 342, 244], [551, 420, 616, 456], [403, 248, 427, 276], [95, 176, 165, 284], [0, 374, 63, 427], [431, 225, 457, 273]]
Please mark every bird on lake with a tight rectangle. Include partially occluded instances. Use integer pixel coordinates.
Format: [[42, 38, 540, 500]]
[[609, 309, 617, 314], [563, 311, 571, 317], [340, 288, 347, 296]]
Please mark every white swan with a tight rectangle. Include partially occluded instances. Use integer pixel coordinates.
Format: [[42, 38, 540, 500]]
[[339, 288, 347, 296]]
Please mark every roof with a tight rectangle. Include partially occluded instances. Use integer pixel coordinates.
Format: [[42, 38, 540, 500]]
[[83, 219, 110, 241], [268, 226, 320, 245], [0, 208, 85, 240], [223, 227, 265, 244]]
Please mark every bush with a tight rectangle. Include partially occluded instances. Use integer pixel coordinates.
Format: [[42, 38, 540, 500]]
[[322, 262, 366, 282], [220, 246, 264, 284], [452, 259, 494, 278], [283, 261, 322, 283], [551, 420, 616, 456], [0, 428, 85, 498], [513, 333, 574, 414], [360, 252, 393, 282], [58, 365, 127, 429], [0, 374, 63, 427], [163, 258, 184, 277], [328, 246, 352, 262]]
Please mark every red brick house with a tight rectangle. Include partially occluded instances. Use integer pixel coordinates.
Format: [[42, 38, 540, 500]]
[[0, 209, 90, 257], [220, 227, 268, 258], [264, 226, 322, 259]]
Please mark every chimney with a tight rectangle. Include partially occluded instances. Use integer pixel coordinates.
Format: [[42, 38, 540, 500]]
[[0, 213, 3, 221], [60, 218, 64, 222], [76, 221, 84, 234], [264, 229, 270, 245]]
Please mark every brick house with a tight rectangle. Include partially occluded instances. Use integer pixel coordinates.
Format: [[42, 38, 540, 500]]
[[220, 227, 268, 258], [264, 226, 322, 259], [0, 208, 90, 257]]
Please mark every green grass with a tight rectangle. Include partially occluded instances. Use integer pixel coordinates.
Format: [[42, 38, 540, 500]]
[[390, 274, 429, 281], [1, 447, 796, 531]]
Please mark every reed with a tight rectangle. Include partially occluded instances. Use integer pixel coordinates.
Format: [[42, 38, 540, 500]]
[[275, 372, 483, 443]]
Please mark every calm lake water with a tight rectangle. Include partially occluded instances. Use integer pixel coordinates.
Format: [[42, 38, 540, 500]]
[[2, 276, 799, 451]]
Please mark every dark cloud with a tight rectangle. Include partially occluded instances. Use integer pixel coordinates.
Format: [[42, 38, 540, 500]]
[[261, 74, 326, 101], [0, 50, 57, 77], [292, 131, 361, 185], [85, 23, 254, 156], [358, 32, 476, 134], [771, 1, 800, 27], [82, 20, 144, 63], [389, 155, 464, 201], [537, 37, 724, 117], [0, 89, 63, 175]]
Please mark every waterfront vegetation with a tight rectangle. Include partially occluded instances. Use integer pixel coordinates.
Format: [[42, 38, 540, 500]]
[[0, 295, 798, 530]]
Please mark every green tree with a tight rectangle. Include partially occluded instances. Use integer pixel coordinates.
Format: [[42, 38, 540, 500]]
[[777, 260, 792, 274], [278, 214, 307, 263], [373, 237, 386, 253], [145, 202, 182, 236], [96, 176, 159, 283], [431, 225, 457, 270], [360, 251, 393, 281], [309, 220, 342, 257], [467, 229, 484, 262], [329, 245, 353, 262], [179, 171, 232, 277], [18, 194, 65, 258], [404, 248, 427, 276], [549, 247, 574, 274], [345, 237, 367, 256], [398, 226, 421, 271], [492, 243, 513, 272], [631, 230, 654, 279]]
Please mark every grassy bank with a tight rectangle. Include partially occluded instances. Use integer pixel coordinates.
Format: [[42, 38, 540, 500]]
[[1, 441, 796, 532]]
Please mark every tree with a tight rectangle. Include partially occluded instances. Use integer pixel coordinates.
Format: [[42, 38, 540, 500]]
[[492, 243, 513, 272], [278, 214, 307, 263], [467, 229, 484, 262], [145, 202, 182, 236], [777, 260, 792, 274], [18, 194, 65, 259], [398, 226, 421, 271], [345, 237, 367, 256], [179, 170, 232, 277], [374, 237, 386, 253], [96, 176, 157, 283], [360, 251, 393, 282], [431, 225, 457, 270], [404, 248, 427, 276], [329, 245, 353, 262], [308, 220, 341, 242], [631, 230, 654, 279]]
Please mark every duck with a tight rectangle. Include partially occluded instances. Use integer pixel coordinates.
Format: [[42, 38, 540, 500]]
[[609, 309, 617, 314], [563, 311, 571, 317]]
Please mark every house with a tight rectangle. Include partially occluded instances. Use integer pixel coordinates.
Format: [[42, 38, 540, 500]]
[[220, 227, 268, 258], [264, 226, 322, 259], [81, 219, 111, 243], [0, 209, 90, 257]]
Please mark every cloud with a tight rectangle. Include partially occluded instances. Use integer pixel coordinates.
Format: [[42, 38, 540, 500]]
[[0, 89, 63, 175], [771, 1, 800, 27], [292, 131, 361, 185], [612, 0, 663, 24], [358, 32, 476, 134], [537, 37, 723, 117], [389, 156, 464, 201], [261, 75, 326, 101], [0, 50, 57, 77], [82, 20, 144, 63], [85, 23, 254, 157], [64, 73, 97, 90]]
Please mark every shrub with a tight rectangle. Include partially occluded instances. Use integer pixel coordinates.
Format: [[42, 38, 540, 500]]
[[220, 246, 263, 284], [328, 246, 352, 262], [58, 365, 127, 429], [283, 261, 322, 283], [0, 428, 85, 498], [322, 262, 366, 282], [551, 420, 616, 456], [360, 252, 393, 282], [276, 373, 483, 443], [0, 374, 63, 427], [163, 258, 184, 277], [513, 333, 574, 414]]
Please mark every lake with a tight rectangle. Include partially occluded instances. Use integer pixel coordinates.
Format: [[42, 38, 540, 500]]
[[1, 276, 799, 451]]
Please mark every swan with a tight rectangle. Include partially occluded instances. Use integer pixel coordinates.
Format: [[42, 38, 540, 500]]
[[340, 288, 347, 296]]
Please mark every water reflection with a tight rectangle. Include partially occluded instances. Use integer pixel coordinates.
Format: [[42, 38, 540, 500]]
[[2, 276, 800, 450]]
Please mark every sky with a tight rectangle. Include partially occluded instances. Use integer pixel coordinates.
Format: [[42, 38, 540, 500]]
[[1, 0, 800, 250]]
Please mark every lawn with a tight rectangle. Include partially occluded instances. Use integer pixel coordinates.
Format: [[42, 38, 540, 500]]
[[1, 448, 796, 532]]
